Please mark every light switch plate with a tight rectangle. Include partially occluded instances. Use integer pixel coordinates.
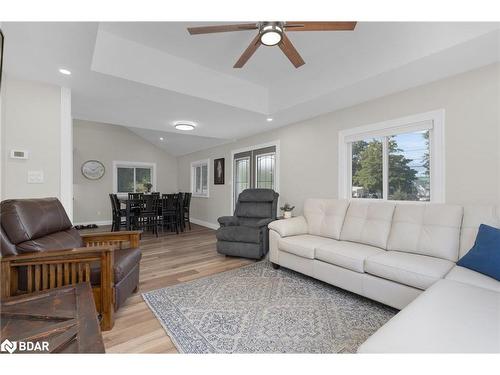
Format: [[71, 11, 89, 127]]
[[27, 170, 44, 184]]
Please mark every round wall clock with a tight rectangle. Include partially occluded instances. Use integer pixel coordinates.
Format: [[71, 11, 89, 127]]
[[81, 160, 105, 180]]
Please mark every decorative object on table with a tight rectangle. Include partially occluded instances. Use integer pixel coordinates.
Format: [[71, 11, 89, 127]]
[[81, 160, 105, 180], [280, 202, 295, 219], [0, 283, 105, 353], [142, 261, 396, 353], [216, 189, 279, 259], [0, 29, 4, 89], [144, 182, 153, 193], [214, 158, 225, 185]]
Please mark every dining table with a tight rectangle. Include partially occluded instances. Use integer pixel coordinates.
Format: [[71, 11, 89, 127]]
[[117, 194, 186, 232]]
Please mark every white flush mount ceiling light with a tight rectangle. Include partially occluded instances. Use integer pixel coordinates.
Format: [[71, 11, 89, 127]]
[[159, 137, 164, 141], [58, 68, 72, 75], [174, 121, 196, 131], [259, 22, 283, 46], [266, 117, 273, 122]]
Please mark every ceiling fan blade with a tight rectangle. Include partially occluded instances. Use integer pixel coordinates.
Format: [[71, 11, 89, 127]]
[[188, 23, 258, 35], [233, 34, 261, 68], [278, 34, 305, 68], [284, 22, 357, 31]]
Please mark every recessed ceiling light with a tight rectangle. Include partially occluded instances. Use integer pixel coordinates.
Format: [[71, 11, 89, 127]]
[[159, 137, 164, 141], [174, 121, 196, 131], [266, 117, 273, 122], [59, 68, 72, 75]]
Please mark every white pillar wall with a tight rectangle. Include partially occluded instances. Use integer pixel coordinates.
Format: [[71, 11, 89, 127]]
[[1, 77, 74, 221], [60, 87, 73, 221]]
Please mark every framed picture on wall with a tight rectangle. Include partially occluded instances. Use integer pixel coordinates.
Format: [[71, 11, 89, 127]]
[[214, 158, 225, 185], [0, 29, 4, 90]]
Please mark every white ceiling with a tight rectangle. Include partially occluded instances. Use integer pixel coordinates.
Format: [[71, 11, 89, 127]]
[[3, 22, 500, 155]]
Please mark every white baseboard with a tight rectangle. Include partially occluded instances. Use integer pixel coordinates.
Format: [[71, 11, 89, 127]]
[[190, 218, 219, 230], [73, 220, 112, 226]]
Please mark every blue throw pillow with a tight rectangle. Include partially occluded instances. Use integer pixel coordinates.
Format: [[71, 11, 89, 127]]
[[457, 224, 500, 281]]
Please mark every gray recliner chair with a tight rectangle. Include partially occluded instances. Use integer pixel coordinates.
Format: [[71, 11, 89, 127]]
[[216, 189, 279, 259]]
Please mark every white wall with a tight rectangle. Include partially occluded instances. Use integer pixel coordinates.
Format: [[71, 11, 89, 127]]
[[177, 63, 500, 226], [73, 120, 179, 224], [1, 77, 70, 207]]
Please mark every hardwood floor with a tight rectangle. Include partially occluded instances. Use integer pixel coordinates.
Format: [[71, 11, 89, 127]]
[[87, 224, 253, 353]]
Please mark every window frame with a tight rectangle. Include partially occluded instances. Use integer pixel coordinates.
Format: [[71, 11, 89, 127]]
[[338, 110, 445, 203], [191, 159, 210, 198], [112, 161, 157, 196]]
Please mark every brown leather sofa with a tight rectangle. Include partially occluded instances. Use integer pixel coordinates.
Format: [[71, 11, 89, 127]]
[[0, 197, 142, 330]]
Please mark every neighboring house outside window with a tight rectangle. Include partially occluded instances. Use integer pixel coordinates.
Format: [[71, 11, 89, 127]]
[[338, 110, 445, 203], [191, 159, 209, 197], [113, 161, 156, 194]]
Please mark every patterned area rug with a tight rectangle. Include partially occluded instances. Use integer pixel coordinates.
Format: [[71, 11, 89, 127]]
[[142, 261, 397, 353]]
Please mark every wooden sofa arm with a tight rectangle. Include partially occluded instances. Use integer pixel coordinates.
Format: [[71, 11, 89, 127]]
[[81, 230, 142, 249], [0, 245, 116, 331]]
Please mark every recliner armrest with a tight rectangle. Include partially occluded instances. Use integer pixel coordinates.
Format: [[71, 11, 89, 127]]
[[268, 216, 308, 238], [218, 216, 239, 227], [245, 218, 274, 228]]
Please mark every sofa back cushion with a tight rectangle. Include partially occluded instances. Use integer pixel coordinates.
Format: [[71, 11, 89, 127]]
[[304, 199, 349, 240], [387, 203, 463, 261], [340, 201, 395, 249], [460, 205, 500, 258], [0, 197, 83, 254]]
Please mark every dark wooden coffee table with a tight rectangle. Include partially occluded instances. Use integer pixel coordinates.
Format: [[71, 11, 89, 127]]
[[0, 282, 105, 353]]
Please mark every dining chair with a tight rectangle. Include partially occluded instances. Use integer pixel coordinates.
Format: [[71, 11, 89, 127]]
[[162, 194, 179, 234], [109, 193, 127, 231], [136, 195, 160, 237], [182, 192, 192, 230]]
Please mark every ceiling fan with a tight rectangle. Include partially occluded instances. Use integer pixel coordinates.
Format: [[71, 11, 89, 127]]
[[187, 22, 357, 68]]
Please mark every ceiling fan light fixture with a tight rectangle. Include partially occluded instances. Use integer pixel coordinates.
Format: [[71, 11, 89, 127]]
[[260, 24, 283, 46]]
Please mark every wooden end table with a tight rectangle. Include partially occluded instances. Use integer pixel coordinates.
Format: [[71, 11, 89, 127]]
[[0, 282, 105, 353]]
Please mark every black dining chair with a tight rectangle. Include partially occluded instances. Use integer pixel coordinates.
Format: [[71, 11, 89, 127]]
[[109, 193, 127, 231], [135, 195, 161, 237], [162, 194, 180, 234], [182, 192, 192, 230]]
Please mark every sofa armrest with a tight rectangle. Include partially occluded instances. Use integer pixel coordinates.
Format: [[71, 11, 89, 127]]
[[218, 216, 239, 227], [268, 216, 308, 237]]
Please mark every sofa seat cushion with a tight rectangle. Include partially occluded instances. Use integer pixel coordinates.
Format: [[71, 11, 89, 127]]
[[315, 241, 384, 273], [278, 235, 335, 259], [91, 247, 142, 284], [216, 226, 260, 244], [358, 280, 500, 353], [16, 228, 84, 253], [365, 251, 454, 290], [445, 266, 500, 292]]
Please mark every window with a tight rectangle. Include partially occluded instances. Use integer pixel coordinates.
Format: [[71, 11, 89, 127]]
[[232, 143, 278, 208], [113, 161, 156, 194], [339, 110, 444, 203], [191, 159, 209, 197]]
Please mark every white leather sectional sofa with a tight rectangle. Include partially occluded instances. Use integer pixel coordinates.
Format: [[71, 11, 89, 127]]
[[268, 199, 500, 352]]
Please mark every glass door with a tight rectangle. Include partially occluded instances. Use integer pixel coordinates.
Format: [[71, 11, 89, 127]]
[[233, 146, 276, 207]]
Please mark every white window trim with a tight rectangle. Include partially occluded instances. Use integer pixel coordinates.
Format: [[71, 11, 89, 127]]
[[338, 109, 445, 203], [229, 140, 280, 214], [191, 159, 210, 198], [112, 161, 157, 196]]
